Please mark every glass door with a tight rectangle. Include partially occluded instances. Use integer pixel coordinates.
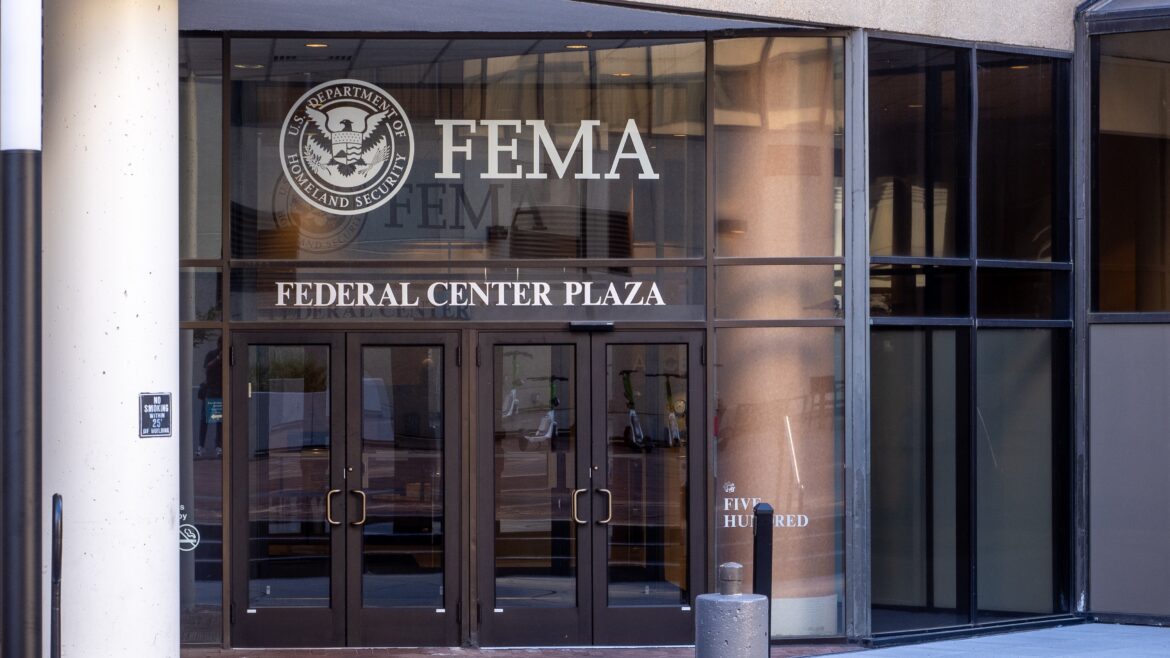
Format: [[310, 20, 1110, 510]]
[[231, 332, 459, 647], [476, 331, 704, 647], [231, 333, 346, 647], [590, 332, 704, 645], [345, 333, 459, 645], [476, 333, 593, 646]]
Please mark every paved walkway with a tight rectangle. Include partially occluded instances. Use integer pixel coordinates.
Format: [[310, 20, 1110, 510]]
[[181, 623, 1170, 658], [863, 623, 1170, 656]]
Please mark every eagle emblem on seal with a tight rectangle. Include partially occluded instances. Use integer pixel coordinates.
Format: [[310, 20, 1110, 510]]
[[302, 106, 394, 179]]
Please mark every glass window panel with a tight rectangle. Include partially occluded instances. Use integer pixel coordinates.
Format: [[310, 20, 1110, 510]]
[[180, 268, 223, 322], [714, 37, 845, 258], [714, 327, 844, 638], [870, 265, 969, 317], [605, 344, 689, 607], [977, 269, 1068, 320], [247, 345, 332, 607], [976, 329, 1070, 622], [229, 38, 704, 261], [180, 329, 224, 643], [360, 346, 445, 607], [180, 37, 223, 260], [871, 328, 968, 633], [229, 266, 705, 323], [493, 344, 577, 607], [977, 53, 1067, 262], [716, 265, 843, 320], [1094, 30, 1170, 312], [868, 40, 969, 258]]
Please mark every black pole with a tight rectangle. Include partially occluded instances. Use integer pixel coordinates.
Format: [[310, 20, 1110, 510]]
[[3, 149, 43, 658], [752, 502, 774, 638], [52, 494, 63, 658]]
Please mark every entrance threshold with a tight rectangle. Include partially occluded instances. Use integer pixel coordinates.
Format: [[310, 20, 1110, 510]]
[[181, 646, 859, 658]]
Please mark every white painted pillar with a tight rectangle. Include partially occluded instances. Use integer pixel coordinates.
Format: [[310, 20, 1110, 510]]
[[42, 0, 180, 656]]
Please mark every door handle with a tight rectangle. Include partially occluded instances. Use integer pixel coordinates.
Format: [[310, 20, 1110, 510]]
[[597, 488, 613, 525], [351, 489, 367, 526], [325, 489, 342, 526], [571, 488, 587, 525]]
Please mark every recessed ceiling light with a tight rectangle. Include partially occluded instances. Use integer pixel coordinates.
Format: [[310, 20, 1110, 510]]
[[611, 72, 634, 77], [907, 103, 923, 108], [1009, 65, 1030, 70], [566, 44, 588, 50], [233, 63, 264, 69], [305, 43, 329, 49]]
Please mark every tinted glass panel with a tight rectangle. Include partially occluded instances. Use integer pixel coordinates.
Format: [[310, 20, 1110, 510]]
[[493, 344, 577, 607], [360, 346, 444, 607], [977, 269, 1068, 320], [870, 265, 969, 317], [180, 38, 223, 260], [869, 40, 969, 258], [604, 344, 689, 606], [714, 327, 844, 637], [230, 38, 704, 261], [871, 329, 968, 633], [180, 268, 223, 322], [977, 54, 1067, 262], [976, 329, 1069, 621], [716, 265, 843, 320], [714, 37, 844, 258], [1095, 30, 1170, 311], [247, 345, 332, 607], [180, 329, 224, 643]]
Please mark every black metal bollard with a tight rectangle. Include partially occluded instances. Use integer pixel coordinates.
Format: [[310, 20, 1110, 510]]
[[752, 502, 774, 638], [52, 493, 63, 658]]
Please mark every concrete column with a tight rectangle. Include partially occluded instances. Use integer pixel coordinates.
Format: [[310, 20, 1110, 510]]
[[42, 0, 180, 655]]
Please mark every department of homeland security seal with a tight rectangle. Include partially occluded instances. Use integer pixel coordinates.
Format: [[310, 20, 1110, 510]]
[[280, 78, 414, 216]]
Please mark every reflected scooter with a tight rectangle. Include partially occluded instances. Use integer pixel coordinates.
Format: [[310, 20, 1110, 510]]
[[646, 371, 686, 447], [661, 373, 685, 447], [524, 375, 567, 448], [500, 350, 531, 418], [620, 368, 649, 450]]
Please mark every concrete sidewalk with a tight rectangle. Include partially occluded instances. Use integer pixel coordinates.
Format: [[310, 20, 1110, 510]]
[[181, 623, 1170, 658], [863, 623, 1170, 656]]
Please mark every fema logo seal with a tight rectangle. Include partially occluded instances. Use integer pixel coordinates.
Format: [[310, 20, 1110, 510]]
[[280, 79, 414, 216]]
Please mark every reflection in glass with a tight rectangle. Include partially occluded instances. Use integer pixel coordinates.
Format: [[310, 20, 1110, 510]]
[[605, 344, 689, 606], [1094, 30, 1170, 311], [868, 40, 969, 258], [714, 37, 845, 258], [247, 345, 332, 607], [871, 329, 968, 633], [716, 265, 843, 320], [360, 346, 444, 607], [977, 269, 1068, 319], [977, 53, 1066, 262], [870, 265, 969, 317], [180, 37, 223, 260], [180, 329, 224, 643], [714, 328, 844, 637], [230, 38, 705, 261], [976, 329, 1069, 622], [493, 345, 577, 607]]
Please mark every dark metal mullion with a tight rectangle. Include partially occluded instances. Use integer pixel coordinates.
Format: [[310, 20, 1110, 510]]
[[871, 316, 972, 327], [974, 259, 1073, 270], [714, 256, 845, 266], [966, 44, 980, 627], [225, 257, 707, 268], [923, 330, 935, 610], [871, 256, 972, 267], [975, 319, 1073, 329], [703, 33, 717, 599], [219, 34, 234, 648]]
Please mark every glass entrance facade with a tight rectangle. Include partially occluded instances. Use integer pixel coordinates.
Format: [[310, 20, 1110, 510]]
[[177, 25, 1074, 649]]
